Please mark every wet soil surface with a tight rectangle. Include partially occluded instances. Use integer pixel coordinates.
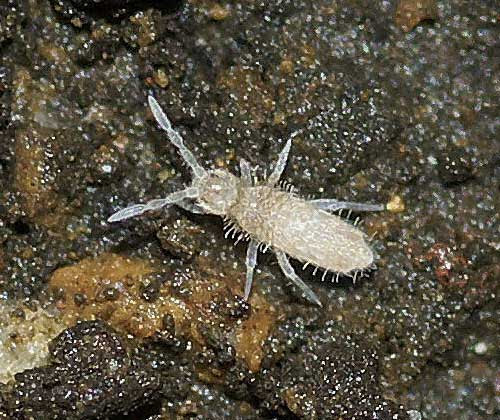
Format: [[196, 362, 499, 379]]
[[0, 0, 498, 419]]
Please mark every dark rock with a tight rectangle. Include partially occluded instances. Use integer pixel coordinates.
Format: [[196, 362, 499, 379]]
[[0, 320, 162, 419], [437, 147, 474, 186], [50, 0, 183, 23], [157, 218, 204, 260], [253, 321, 409, 419], [0, 0, 26, 45]]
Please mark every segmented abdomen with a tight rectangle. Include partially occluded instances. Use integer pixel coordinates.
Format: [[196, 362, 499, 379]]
[[230, 186, 373, 273]]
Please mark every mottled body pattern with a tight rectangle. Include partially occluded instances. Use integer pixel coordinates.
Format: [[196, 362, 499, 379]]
[[230, 187, 373, 274], [108, 96, 385, 306]]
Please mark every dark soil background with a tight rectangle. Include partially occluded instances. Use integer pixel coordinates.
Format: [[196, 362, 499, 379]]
[[0, 1, 498, 419]]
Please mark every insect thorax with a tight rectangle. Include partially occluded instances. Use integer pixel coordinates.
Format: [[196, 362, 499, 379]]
[[227, 185, 290, 243], [193, 169, 240, 215]]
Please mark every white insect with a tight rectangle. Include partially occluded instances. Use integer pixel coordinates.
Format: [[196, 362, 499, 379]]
[[108, 96, 385, 306]]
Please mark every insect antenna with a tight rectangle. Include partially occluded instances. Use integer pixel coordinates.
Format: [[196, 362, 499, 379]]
[[147, 95, 206, 179]]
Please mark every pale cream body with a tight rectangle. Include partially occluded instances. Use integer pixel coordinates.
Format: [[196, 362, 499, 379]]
[[229, 185, 373, 274]]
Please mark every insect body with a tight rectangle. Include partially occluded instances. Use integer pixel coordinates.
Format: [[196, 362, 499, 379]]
[[231, 187, 375, 273], [108, 96, 385, 306]]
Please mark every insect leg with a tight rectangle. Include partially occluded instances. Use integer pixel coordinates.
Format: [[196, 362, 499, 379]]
[[108, 187, 198, 222], [275, 251, 322, 307], [266, 139, 292, 186], [239, 158, 252, 185], [310, 199, 385, 212], [148, 95, 207, 179], [177, 199, 206, 214], [244, 239, 259, 301]]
